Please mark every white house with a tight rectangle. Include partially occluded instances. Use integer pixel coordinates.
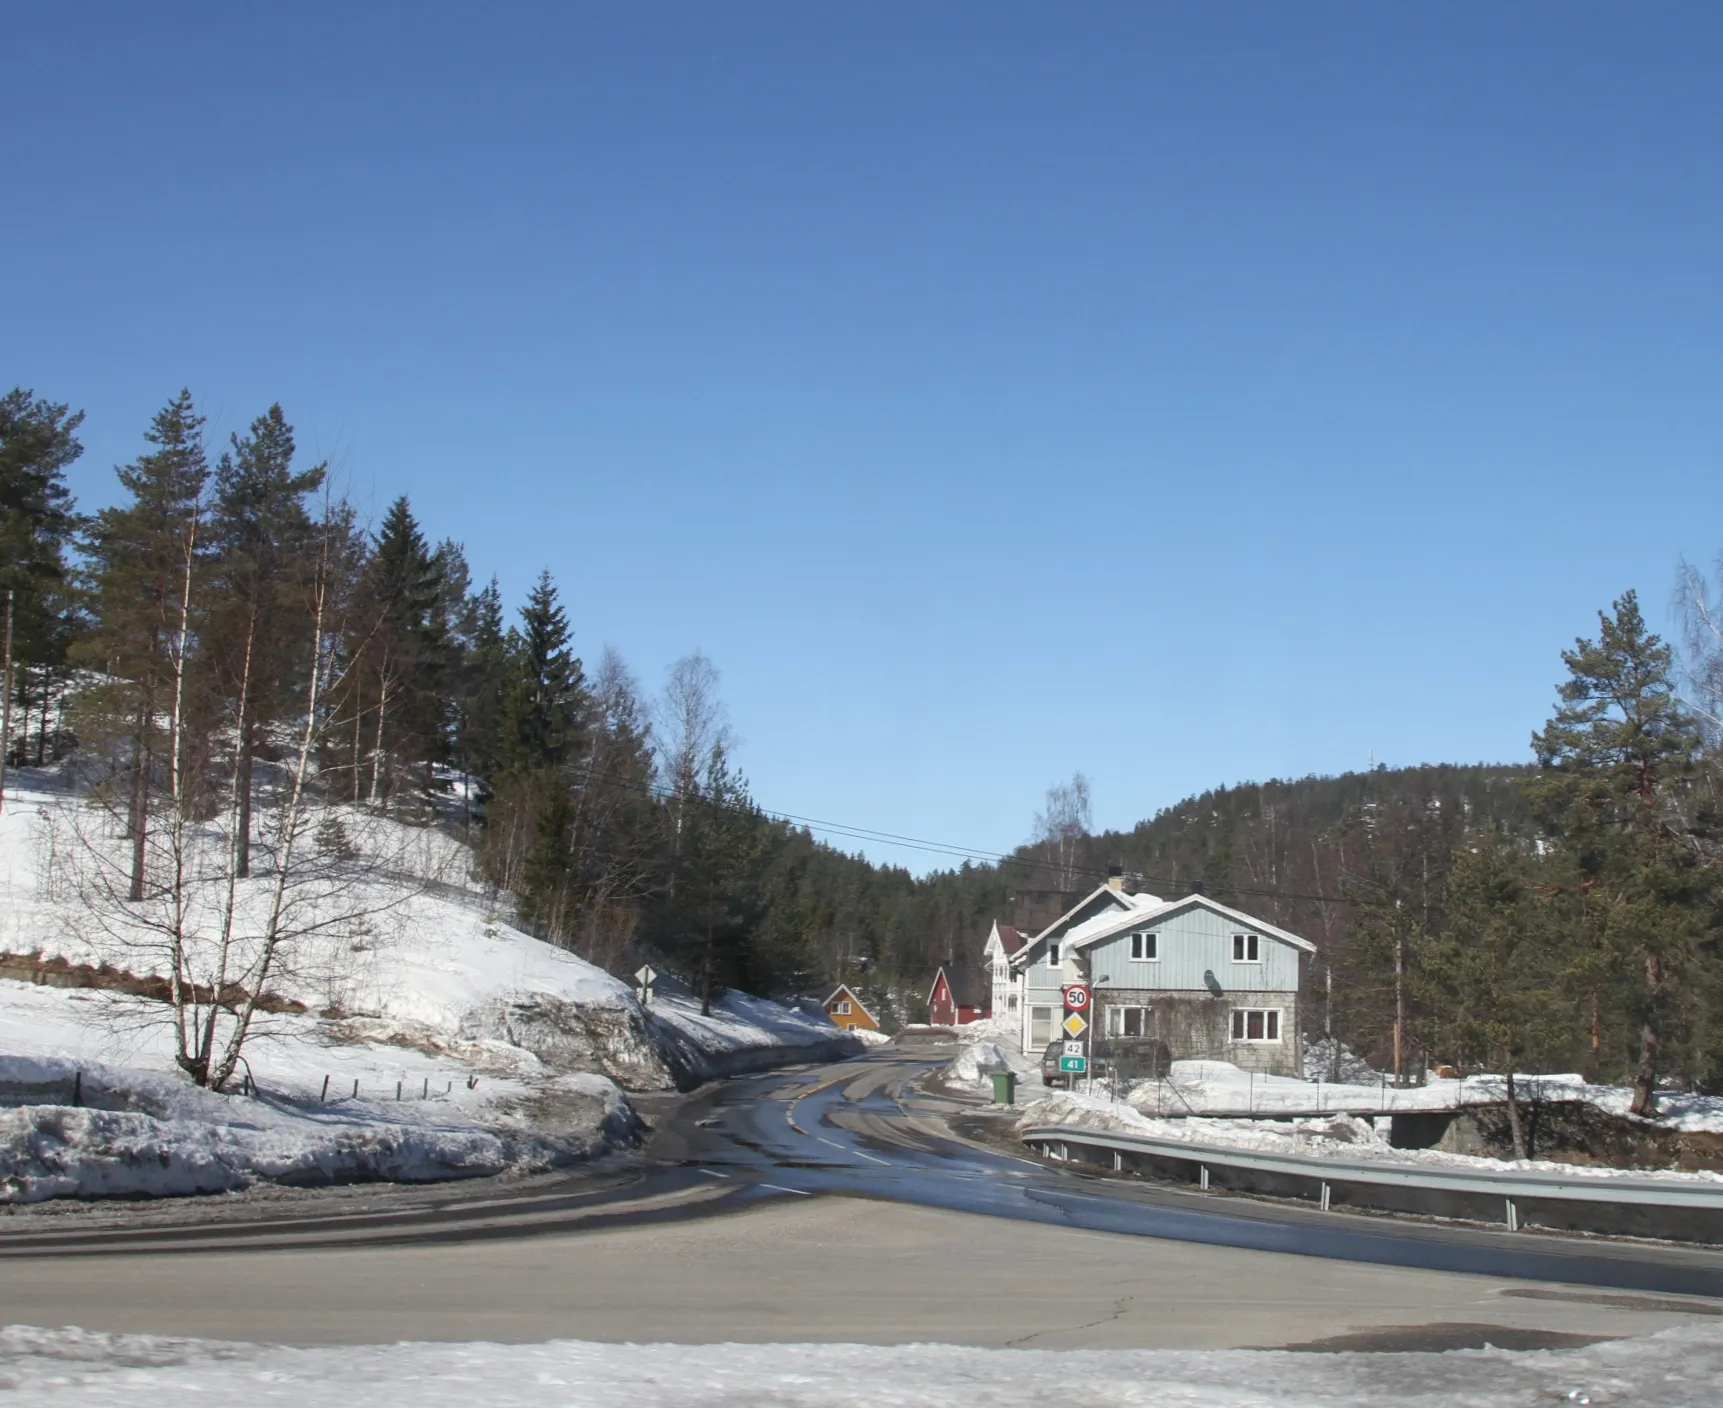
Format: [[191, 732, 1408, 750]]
[[1005, 875, 1315, 1077], [982, 920, 1027, 1022]]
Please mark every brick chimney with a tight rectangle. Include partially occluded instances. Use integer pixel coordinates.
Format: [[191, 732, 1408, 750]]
[[1107, 865, 1124, 893]]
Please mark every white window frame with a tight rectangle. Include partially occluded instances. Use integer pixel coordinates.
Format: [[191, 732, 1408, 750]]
[[1007, 993, 1019, 1012], [1030, 1005, 1055, 1047], [1230, 1008, 1282, 1042], [1130, 931, 1158, 961], [835, 1000, 851, 1015], [1231, 933, 1260, 963], [1047, 942, 1061, 967], [1106, 1005, 1147, 1038]]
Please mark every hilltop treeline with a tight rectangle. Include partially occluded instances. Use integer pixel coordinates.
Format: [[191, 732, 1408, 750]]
[[0, 387, 1007, 1020], [4, 387, 1721, 1113]]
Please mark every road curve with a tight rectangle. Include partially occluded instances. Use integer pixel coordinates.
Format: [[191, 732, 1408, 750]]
[[5, 1039, 1723, 1304]]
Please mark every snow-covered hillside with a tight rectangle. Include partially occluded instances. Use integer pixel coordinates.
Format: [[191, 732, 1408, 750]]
[[0, 781, 860, 1201]]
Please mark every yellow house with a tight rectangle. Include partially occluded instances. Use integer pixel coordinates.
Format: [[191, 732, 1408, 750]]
[[822, 983, 879, 1032]]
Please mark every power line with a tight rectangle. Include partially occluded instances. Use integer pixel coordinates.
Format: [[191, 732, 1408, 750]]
[[525, 756, 1356, 908]]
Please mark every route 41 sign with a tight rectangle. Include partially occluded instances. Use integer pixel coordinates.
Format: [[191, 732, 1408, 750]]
[[1062, 983, 1091, 1011], [1059, 1055, 1087, 1074]]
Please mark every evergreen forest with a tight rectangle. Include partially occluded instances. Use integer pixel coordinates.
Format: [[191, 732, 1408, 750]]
[[3, 386, 1722, 1114]]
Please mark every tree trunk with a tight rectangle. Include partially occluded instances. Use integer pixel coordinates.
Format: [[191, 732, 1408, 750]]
[[1630, 951, 1662, 1117], [127, 705, 152, 902], [1502, 1066, 1529, 1160]]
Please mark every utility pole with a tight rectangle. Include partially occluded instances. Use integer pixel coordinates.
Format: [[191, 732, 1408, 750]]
[[0, 589, 13, 820]]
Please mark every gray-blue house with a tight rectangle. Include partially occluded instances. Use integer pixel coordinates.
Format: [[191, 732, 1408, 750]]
[[1006, 876, 1314, 1077]]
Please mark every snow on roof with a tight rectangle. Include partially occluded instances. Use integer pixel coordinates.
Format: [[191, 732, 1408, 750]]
[[1064, 893, 1318, 956], [1008, 883, 1163, 970], [991, 922, 1026, 956]]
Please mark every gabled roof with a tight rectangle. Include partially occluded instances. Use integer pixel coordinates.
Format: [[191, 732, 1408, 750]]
[[823, 983, 876, 1023], [1009, 882, 1162, 971], [928, 963, 987, 1010], [984, 920, 1026, 957], [1063, 893, 1318, 957]]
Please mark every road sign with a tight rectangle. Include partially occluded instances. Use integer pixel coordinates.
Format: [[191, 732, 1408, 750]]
[[1062, 1012, 1088, 1038], [1059, 1055, 1087, 1073], [1062, 984, 1091, 1011], [1062, 1040, 1084, 1057], [635, 965, 658, 987]]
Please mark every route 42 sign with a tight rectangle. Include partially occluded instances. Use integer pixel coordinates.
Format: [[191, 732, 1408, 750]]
[[1062, 1040, 1085, 1057], [1062, 983, 1091, 1011]]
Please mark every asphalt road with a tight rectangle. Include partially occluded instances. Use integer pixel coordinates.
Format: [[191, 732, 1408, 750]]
[[4, 1039, 1723, 1349]]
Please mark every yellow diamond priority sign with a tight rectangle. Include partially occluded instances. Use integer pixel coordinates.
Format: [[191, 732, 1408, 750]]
[[1062, 1012, 1088, 1038]]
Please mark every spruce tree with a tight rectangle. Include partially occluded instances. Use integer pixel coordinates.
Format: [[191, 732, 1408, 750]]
[[498, 570, 586, 778], [1415, 838, 1573, 1157], [353, 497, 450, 802], [1527, 591, 1709, 1115]]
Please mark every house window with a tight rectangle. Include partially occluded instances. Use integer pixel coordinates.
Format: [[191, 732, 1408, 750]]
[[1047, 943, 1060, 966], [1230, 1008, 1281, 1042], [1105, 1007, 1146, 1038], [1130, 932, 1158, 961], [835, 1001, 851, 1015], [1232, 934, 1260, 963], [1008, 994, 1019, 1012], [1030, 1006, 1054, 1047]]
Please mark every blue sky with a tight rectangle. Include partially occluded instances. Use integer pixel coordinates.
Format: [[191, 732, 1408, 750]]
[[6, 5, 1719, 869]]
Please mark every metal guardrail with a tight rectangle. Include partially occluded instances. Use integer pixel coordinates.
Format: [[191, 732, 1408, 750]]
[[1021, 1122, 1723, 1238]]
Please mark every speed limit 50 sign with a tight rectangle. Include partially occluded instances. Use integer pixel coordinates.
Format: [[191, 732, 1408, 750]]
[[1062, 983, 1090, 1011]]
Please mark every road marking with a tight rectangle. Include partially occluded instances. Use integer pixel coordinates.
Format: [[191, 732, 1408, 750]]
[[760, 1183, 812, 1197], [699, 1169, 731, 1179]]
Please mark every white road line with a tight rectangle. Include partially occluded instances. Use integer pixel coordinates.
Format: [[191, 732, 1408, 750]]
[[760, 1183, 812, 1197], [699, 1169, 731, 1179]]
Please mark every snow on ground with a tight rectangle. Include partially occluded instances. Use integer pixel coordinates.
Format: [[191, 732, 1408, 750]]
[[1017, 1086, 1723, 1186], [0, 781, 857, 1200], [1, 1323, 1720, 1407], [945, 1015, 1040, 1085], [0, 983, 638, 1202], [1131, 1056, 1723, 1133]]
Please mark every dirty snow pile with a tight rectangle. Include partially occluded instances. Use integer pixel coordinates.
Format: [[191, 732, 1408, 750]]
[[3, 1323, 1721, 1407], [1017, 1086, 1723, 1186], [943, 1015, 1039, 1087]]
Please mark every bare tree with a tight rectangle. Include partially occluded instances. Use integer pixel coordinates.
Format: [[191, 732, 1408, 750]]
[[1032, 772, 1092, 890], [655, 650, 732, 798], [58, 495, 421, 1089], [1676, 555, 1723, 744]]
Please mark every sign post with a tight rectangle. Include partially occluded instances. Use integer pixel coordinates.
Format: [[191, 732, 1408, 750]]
[[1062, 983, 1092, 1085], [634, 964, 658, 1006]]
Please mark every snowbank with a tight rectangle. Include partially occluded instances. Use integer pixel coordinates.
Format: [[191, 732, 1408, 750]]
[[1017, 1088, 1723, 1186], [0, 784, 857, 1199], [1130, 1057, 1723, 1134], [1, 1323, 1719, 1407]]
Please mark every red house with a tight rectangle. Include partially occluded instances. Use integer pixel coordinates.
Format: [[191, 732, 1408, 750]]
[[926, 963, 986, 1027]]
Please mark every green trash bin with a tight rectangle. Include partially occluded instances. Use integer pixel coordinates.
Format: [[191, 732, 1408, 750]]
[[989, 1069, 1017, 1106]]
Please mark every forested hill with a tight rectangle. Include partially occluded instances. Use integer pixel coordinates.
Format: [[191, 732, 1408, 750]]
[[871, 763, 1536, 1024]]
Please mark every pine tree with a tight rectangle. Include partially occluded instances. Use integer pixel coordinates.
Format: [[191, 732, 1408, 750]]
[[0, 390, 84, 769], [205, 404, 325, 875], [75, 391, 208, 898], [1527, 591, 1710, 1116]]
